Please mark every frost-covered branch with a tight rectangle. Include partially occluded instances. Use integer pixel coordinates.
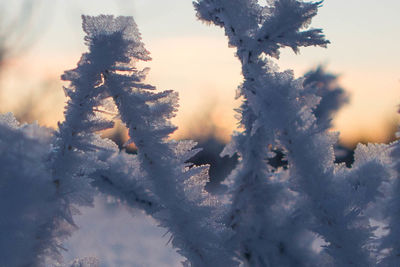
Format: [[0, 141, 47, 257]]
[[63, 15, 234, 266], [90, 152, 161, 215], [195, 0, 390, 266], [43, 14, 133, 265], [195, 0, 330, 265]]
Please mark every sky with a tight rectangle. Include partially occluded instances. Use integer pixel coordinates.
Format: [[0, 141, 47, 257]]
[[1, 0, 400, 146]]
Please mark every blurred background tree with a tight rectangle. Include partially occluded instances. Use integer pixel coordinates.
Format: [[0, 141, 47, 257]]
[[0, 0, 41, 68]]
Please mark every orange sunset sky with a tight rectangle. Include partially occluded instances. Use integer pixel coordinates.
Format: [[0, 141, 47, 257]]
[[1, 0, 399, 147]]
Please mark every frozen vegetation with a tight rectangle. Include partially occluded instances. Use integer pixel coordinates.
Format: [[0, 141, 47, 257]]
[[0, 1, 398, 266]]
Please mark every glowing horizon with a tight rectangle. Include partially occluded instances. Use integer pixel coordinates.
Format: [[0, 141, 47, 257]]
[[2, 37, 398, 147]]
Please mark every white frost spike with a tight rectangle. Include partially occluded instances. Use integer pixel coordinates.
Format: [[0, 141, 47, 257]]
[[82, 15, 151, 62]]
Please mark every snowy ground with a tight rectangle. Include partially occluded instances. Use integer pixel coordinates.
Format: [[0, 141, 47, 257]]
[[63, 196, 183, 267]]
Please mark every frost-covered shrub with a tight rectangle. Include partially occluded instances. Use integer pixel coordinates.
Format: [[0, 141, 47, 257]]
[[0, 114, 57, 266], [0, 1, 398, 266]]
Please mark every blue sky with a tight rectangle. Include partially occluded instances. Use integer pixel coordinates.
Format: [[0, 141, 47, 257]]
[[3, 0, 400, 145]]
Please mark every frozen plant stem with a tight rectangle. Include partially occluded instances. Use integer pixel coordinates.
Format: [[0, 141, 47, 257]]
[[60, 15, 234, 266], [195, 0, 390, 266]]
